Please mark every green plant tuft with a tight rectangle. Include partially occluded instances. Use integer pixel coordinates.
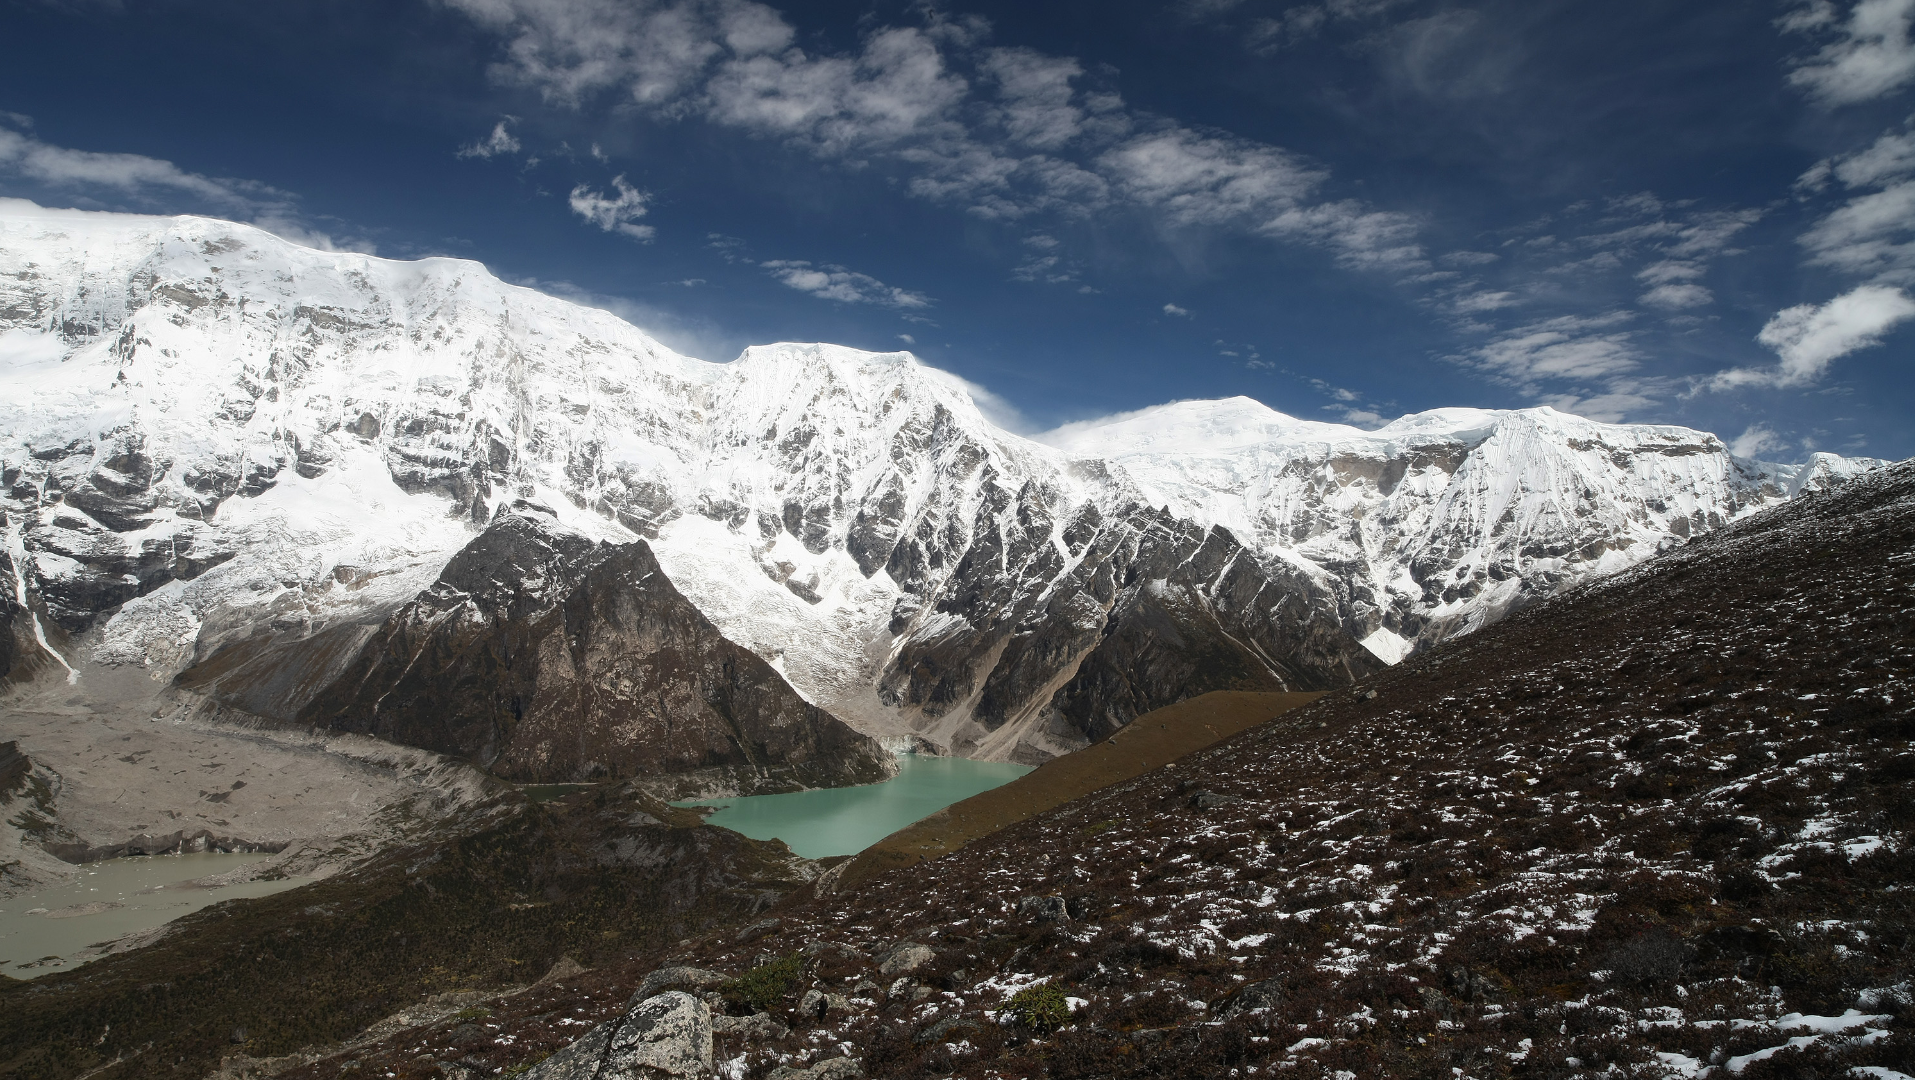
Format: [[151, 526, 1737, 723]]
[[720, 953, 805, 1013], [997, 979, 1071, 1034]]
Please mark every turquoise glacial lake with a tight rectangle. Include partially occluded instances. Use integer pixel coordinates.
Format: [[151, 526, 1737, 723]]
[[673, 754, 1030, 859]]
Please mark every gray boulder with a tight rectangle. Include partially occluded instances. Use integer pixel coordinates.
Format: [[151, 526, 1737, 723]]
[[525, 991, 711, 1080], [635, 966, 729, 1000], [1220, 977, 1285, 1018], [875, 942, 933, 977], [711, 1012, 789, 1040], [1016, 895, 1069, 923]]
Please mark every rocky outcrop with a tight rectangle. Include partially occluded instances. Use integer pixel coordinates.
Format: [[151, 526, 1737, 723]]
[[0, 740, 30, 802], [525, 992, 712, 1080], [38, 828, 290, 864], [272, 508, 894, 790]]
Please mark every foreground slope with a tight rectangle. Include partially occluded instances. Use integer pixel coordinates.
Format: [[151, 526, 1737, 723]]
[[313, 462, 1911, 1079], [0, 201, 1878, 762]]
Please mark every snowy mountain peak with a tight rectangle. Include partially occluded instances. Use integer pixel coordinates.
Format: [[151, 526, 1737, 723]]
[[0, 201, 1889, 764]]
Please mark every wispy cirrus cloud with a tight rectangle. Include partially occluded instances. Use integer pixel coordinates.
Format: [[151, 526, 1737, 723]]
[[1468, 312, 1640, 385], [761, 260, 931, 309], [0, 116, 368, 251], [1778, 0, 1915, 107], [444, 0, 1427, 273]]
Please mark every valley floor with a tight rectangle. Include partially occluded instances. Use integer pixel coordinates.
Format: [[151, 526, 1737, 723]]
[[1, 662, 500, 900]]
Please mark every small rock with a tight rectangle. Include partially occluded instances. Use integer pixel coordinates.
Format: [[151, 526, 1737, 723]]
[[1446, 965, 1496, 1001], [875, 941, 934, 977], [735, 918, 781, 944], [1418, 985, 1456, 1020], [711, 1012, 788, 1040], [768, 1058, 863, 1080], [634, 966, 728, 1001], [525, 991, 711, 1080], [800, 941, 864, 963], [535, 956, 589, 986], [915, 1016, 984, 1045], [1189, 791, 1245, 810], [1220, 977, 1285, 1017], [1016, 895, 1069, 923], [797, 989, 853, 1020]]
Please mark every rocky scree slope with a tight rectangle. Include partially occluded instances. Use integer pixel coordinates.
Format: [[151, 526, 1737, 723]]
[[319, 462, 1913, 1080], [179, 504, 893, 792], [0, 200, 1882, 762]]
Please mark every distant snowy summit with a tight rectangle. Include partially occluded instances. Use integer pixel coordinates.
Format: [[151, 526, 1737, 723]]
[[0, 201, 1885, 764]]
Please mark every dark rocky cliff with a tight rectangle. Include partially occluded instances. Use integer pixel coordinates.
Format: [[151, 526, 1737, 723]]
[[187, 507, 894, 793]]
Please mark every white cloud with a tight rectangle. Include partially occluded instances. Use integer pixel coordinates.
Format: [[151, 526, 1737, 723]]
[[1259, 198, 1427, 272], [512, 274, 739, 361], [1582, 207, 1763, 261], [1800, 180, 1916, 280], [1453, 290, 1517, 313], [1636, 259, 1703, 284], [568, 174, 655, 240], [448, 0, 1427, 275], [0, 123, 277, 208], [1780, 0, 1915, 106], [1639, 283, 1714, 310], [704, 26, 969, 156], [1729, 424, 1788, 459], [761, 259, 931, 308], [1338, 407, 1384, 425], [898, 333, 914, 344], [1163, 302, 1192, 317], [1711, 283, 1914, 389], [916, 362, 1031, 432], [458, 117, 522, 158], [1535, 386, 1661, 424], [1470, 313, 1640, 383], [983, 48, 1091, 151], [0, 121, 370, 251], [1796, 127, 1915, 192], [1439, 249, 1499, 266], [1100, 128, 1320, 225]]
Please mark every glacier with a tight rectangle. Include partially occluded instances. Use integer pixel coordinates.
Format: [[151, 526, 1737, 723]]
[[0, 199, 1883, 763]]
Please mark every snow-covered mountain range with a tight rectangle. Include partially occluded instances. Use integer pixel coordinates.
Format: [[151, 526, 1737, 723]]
[[0, 201, 1883, 763]]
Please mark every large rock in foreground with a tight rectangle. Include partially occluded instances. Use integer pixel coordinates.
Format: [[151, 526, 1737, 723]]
[[186, 507, 895, 792], [526, 991, 712, 1080]]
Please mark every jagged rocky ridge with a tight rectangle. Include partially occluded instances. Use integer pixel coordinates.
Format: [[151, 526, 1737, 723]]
[[179, 503, 894, 792], [0, 200, 1883, 762]]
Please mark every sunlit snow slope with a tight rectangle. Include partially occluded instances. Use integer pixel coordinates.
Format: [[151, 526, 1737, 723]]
[[0, 202, 1881, 762]]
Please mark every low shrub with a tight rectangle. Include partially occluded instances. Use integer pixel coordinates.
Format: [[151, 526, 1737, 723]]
[[999, 980, 1072, 1034], [720, 953, 804, 1013]]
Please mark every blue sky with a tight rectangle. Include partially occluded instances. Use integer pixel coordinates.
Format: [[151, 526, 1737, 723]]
[[0, 0, 1911, 459]]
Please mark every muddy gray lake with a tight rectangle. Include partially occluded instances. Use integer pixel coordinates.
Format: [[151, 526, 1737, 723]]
[[0, 853, 308, 978]]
